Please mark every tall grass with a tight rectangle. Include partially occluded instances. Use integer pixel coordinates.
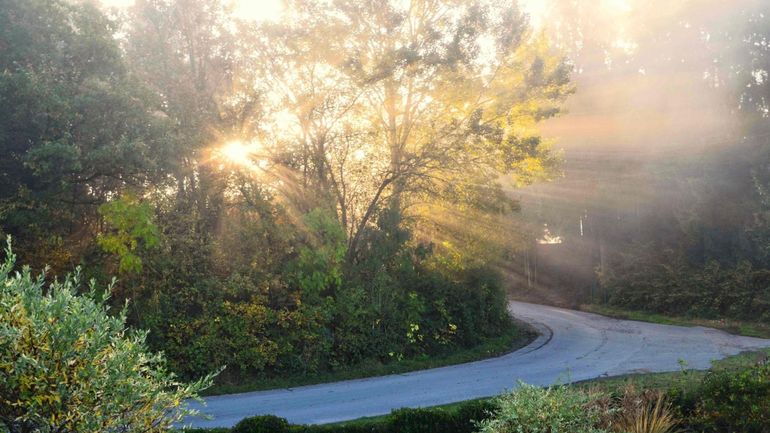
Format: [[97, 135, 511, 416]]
[[611, 385, 679, 433]]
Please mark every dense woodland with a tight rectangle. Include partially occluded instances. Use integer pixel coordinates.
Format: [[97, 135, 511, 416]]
[[0, 0, 572, 382]]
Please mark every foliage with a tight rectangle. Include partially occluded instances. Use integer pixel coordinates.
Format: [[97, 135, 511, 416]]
[[291, 208, 347, 301], [97, 193, 160, 273], [251, 0, 572, 261], [689, 362, 770, 433], [568, 5, 770, 325], [389, 408, 456, 433], [477, 383, 610, 433], [232, 415, 291, 433], [600, 244, 770, 323], [0, 239, 214, 433], [0, 0, 168, 273]]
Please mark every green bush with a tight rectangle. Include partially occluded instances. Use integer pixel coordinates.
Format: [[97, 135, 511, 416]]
[[232, 415, 291, 433], [691, 362, 770, 433], [476, 383, 609, 433], [389, 407, 456, 433], [0, 241, 214, 433], [140, 206, 516, 384], [453, 399, 498, 433], [602, 244, 770, 324]]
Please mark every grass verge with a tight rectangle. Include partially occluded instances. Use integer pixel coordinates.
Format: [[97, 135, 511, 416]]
[[573, 347, 770, 393], [580, 303, 770, 339], [202, 319, 537, 396]]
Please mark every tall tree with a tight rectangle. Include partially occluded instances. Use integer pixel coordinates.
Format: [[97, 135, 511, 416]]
[[251, 0, 573, 261], [122, 0, 263, 242], [0, 0, 168, 271]]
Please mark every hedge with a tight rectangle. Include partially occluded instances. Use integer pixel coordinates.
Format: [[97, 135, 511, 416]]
[[182, 399, 497, 433]]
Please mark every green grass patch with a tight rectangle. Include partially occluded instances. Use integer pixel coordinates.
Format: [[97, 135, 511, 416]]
[[574, 347, 770, 393], [580, 303, 770, 339], [203, 319, 536, 396]]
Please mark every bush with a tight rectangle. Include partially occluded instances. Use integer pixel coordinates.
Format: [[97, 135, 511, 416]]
[[453, 399, 498, 433], [602, 244, 770, 324], [232, 415, 291, 433], [692, 362, 770, 433], [146, 206, 517, 383], [476, 383, 610, 433], [0, 240, 214, 433], [389, 407, 456, 433]]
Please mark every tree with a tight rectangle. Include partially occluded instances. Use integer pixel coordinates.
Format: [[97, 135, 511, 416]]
[[122, 0, 263, 236], [251, 0, 573, 262], [0, 238, 215, 433], [0, 0, 169, 272]]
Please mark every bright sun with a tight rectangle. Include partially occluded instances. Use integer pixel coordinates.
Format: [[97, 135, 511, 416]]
[[219, 140, 259, 166]]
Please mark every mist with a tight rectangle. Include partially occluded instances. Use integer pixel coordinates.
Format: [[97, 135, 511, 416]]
[[508, 0, 770, 306]]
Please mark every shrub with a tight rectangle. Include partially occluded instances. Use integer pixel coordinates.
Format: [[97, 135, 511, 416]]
[[476, 383, 610, 433], [389, 407, 456, 433], [0, 240, 214, 433], [453, 399, 498, 433], [232, 415, 291, 433], [692, 362, 770, 433]]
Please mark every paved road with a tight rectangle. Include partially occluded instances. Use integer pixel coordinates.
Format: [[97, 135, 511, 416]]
[[186, 301, 770, 428]]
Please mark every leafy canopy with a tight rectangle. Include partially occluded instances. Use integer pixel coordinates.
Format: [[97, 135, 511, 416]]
[[251, 0, 573, 260]]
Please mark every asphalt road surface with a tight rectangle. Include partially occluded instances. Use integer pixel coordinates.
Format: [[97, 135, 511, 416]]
[[186, 301, 770, 428]]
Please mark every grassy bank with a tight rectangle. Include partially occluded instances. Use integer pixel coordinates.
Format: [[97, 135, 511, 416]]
[[203, 319, 536, 396], [580, 303, 770, 339]]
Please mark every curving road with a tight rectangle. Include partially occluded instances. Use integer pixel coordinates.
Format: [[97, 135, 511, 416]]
[[187, 301, 770, 428]]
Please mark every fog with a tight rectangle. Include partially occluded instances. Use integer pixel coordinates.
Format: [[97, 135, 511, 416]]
[[508, 0, 770, 304]]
